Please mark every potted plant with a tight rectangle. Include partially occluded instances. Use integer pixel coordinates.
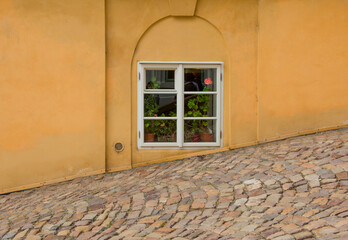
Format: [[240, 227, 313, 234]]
[[154, 111, 177, 142], [155, 115, 167, 142], [184, 77, 214, 142], [191, 121, 200, 142], [199, 120, 214, 142], [144, 98, 158, 142], [199, 78, 214, 141], [185, 98, 202, 142], [184, 120, 200, 142], [144, 97, 158, 142], [166, 112, 177, 142], [144, 119, 155, 142], [143, 77, 161, 142]]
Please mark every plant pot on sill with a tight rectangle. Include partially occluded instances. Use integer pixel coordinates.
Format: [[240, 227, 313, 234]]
[[200, 132, 214, 142], [192, 134, 200, 142], [144, 133, 155, 142]]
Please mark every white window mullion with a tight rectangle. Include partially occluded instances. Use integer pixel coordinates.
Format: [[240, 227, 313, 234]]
[[177, 64, 184, 147], [216, 66, 221, 145]]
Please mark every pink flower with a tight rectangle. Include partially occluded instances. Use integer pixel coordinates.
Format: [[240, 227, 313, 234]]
[[204, 78, 213, 85], [154, 114, 158, 117]]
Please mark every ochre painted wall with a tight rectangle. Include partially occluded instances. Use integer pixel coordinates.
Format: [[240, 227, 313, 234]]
[[258, 0, 348, 141], [131, 17, 230, 166], [106, 0, 259, 170], [0, 0, 106, 194], [1, 0, 347, 194]]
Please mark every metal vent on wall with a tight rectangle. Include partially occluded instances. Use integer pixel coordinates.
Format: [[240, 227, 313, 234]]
[[114, 142, 124, 152]]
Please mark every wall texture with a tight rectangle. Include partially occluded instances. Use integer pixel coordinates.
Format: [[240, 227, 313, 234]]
[[1, 0, 347, 194], [0, 0, 106, 194], [106, 0, 259, 170], [258, 0, 348, 141], [131, 16, 230, 166]]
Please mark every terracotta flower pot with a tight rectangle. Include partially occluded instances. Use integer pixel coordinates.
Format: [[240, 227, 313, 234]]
[[145, 133, 155, 142], [191, 134, 200, 142], [200, 132, 214, 142]]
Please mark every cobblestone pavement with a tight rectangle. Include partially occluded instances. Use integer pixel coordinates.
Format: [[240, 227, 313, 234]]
[[1, 129, 348, 240]]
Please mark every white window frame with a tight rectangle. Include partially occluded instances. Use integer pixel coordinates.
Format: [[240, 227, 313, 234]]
[[137, 61, 223, 149]]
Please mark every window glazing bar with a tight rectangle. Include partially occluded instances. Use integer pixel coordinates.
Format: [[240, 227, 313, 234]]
[[144, 90, 177, 93], [183, 91, 217, 95], [177, 64, 184, 147], [183, 117, 217, 120], [144, 117, 177, 120]]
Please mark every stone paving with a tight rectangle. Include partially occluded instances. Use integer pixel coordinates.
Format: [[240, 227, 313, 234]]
[[1, 128, 348, 240]]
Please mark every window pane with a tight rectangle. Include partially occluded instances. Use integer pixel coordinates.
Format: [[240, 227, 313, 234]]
[[184, 94, 216, 117], [184, 120, 216, 143], [146, 70, 175, 89], [184, 68, 217, 92], [144, 120, 177, 142], [144, 94, 177, 117]]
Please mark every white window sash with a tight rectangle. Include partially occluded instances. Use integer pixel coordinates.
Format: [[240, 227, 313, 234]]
[[138, 61, 223, 149]]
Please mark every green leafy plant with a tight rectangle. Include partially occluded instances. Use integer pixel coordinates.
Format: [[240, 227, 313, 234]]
[[144, 76, 161, 117], [184, 78, 213, 138], [144, 120, 155, 134], [144, 98, 158, 134], [155, 112, 177, 142], [149, 76, 160, 89], [144, 95, 158, 117], [184, 96, 208, 136], [167, 112, 177, 133], [144, 76, 161, 134], [154, 113, 166, 139]]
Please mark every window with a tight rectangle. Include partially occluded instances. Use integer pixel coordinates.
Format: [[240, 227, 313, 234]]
[[137, 61, 223, 148]]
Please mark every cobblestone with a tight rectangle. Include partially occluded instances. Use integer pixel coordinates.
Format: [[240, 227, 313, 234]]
[[0, 128, 347, 239]]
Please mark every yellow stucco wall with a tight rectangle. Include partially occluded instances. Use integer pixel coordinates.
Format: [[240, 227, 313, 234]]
[[0, 0, 106, 194], [131, 17, 230, 166], [1, 0, 347, 194], [106, 0, 259, 170], [258, 0, 348, 141]]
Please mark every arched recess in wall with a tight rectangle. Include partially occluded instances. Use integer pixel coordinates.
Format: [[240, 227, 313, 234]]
[[130, 16, 230, 164], [131, 16, 228, 63]]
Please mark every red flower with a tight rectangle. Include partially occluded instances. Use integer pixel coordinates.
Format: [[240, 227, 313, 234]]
[[154, 114, 158, 117], [204, 78, 213, 85]]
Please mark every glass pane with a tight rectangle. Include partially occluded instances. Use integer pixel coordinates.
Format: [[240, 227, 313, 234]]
[[184, 120, 216, 143], [144, 120, 177, 143], [146, 70, 175, 90], [144, 94, 177, 117], [184, 94, 216, 117], [184, 68, 217, 92]]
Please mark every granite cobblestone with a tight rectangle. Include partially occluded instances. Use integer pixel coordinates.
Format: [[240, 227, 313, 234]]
[[1, 128, 348, 239]]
